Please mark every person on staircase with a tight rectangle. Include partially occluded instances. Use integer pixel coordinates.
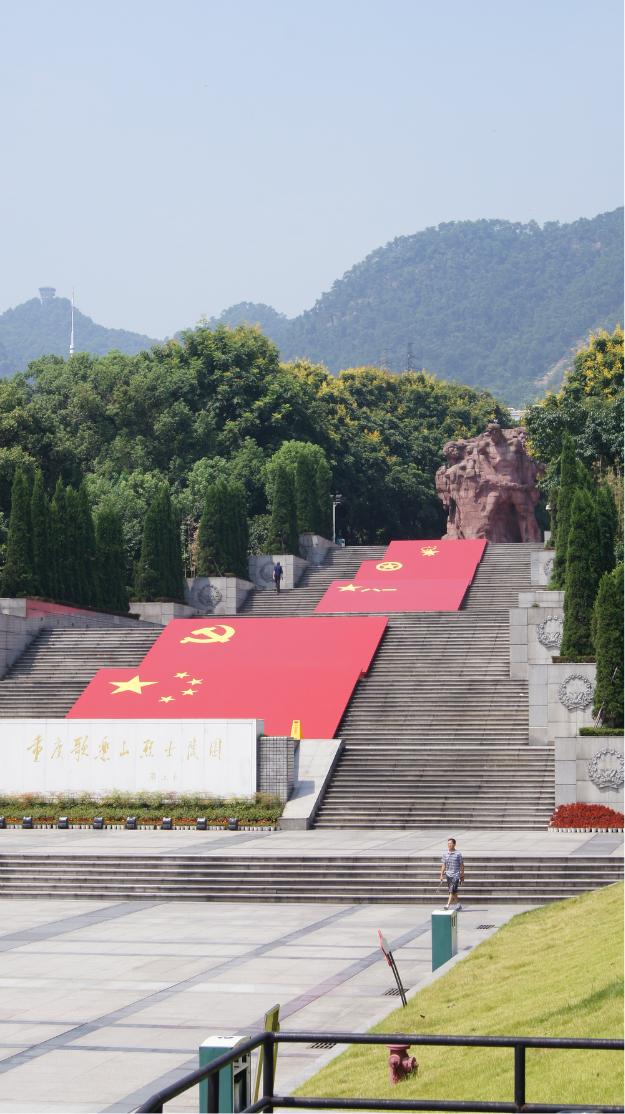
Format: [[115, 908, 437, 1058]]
[[273, 561, 284, 593], [440, 838, 464, 910]]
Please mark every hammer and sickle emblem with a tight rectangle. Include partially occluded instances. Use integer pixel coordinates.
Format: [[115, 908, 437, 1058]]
[[376, 561, 402, 572], [180, 625, 235, 645]]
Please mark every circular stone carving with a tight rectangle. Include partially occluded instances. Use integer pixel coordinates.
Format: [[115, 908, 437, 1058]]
[[558, 674, 594, 711], [259, 562, 275, 583], [196, 584, 223, 612], [536, 614, 563, 648], [587, 748, 624, 789], [543, 557, 554, 580]]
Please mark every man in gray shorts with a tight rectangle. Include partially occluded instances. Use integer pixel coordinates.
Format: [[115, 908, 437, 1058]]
[[440, 837, 464, 910]]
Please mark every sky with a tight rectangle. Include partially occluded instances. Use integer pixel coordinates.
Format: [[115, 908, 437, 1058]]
[[0, 0, 622, 339]]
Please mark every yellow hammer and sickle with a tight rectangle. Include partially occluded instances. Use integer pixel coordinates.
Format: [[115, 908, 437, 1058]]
[[376, 561, 402, 572], [180, 625, 235, 645]]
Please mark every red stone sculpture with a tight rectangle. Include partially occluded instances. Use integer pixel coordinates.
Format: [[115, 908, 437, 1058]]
[[435, 423, 545, 542], [386, 1039, 418, 1084]]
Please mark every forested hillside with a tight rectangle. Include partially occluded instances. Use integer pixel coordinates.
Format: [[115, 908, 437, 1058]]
[[0, 294, 156, 377], [211, 209, 623, 406], [0, 325, 511, 573]]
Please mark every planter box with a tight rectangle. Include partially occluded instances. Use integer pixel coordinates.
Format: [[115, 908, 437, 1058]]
[[184, 576, 254, 616], [248, 554, 308, 591], [298, 533, 337, 565]]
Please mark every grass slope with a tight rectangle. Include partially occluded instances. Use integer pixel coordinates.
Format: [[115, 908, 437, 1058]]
[[295, 883, 624, 1109]]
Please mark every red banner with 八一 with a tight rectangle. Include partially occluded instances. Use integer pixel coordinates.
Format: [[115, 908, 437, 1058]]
[[314, 578, 471, 613]]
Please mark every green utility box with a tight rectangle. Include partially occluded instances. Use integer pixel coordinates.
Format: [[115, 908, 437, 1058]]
[[431, 909, 457, 971], [199, 1035, 251, 1113]]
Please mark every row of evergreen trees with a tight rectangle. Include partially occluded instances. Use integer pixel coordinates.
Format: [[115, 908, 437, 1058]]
[[1, 469, 128, 612], [267, 457, 333, 555], [549, 433, 622, 726]]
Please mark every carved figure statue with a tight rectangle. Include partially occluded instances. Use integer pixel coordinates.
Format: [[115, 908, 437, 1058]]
[[435, 423, 545, 542]]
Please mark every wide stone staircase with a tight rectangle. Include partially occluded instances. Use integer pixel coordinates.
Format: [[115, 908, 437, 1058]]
[[238, 545, 386, 615], [0, 851, 619, 903], [314, 542, 552, 829], [0, 627, 163, 718]]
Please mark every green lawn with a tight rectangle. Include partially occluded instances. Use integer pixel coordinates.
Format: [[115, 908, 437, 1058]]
[[294, 883, 624, 1109]]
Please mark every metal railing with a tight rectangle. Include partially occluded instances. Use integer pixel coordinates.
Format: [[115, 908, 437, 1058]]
[[136, 1029, 624, 1113]]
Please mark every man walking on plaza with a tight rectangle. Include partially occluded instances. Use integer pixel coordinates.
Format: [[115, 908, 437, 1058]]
[[273, 561, 284, 593], [440, 837, 464, 910]]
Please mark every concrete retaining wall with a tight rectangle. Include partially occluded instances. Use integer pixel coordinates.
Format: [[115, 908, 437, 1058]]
[[555, 735, 624, 809], [298, 534, 337, 565], [248, 554, 308, 591], [184, 577, 253, 616]]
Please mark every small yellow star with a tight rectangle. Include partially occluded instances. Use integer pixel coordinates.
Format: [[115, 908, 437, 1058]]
[[109, 676, 157, 696], [174, 672, 188, 679], [181, 688, 197, 696], [160, 696, 175, 703], [190, 678, 203, 685], [338, 584, 359, 592]]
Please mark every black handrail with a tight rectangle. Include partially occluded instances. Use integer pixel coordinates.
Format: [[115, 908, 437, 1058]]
[[136, 1030, 624, 1114]]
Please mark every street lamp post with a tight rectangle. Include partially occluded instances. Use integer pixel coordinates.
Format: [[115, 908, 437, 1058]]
[[332, 494, 343, 544]]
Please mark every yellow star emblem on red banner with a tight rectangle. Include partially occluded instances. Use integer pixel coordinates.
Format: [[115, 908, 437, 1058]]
[[109, 676, 157, 696]]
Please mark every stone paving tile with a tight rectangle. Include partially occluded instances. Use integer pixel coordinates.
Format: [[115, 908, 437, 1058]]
[[0, 899, 535, 1111]]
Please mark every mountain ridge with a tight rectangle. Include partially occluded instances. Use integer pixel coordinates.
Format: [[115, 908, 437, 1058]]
[[210, 209, 623, 406]]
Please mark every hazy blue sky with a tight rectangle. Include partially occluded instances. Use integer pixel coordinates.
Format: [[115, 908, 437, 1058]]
[[1, 0, 622, 338]]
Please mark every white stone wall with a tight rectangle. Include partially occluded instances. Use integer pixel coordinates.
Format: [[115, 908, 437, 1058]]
[[298, 534, 337, 565], [510, 589, 564, 683], [530, 549, 555, 586], [0, 718, 263, 797], [0, 613, 42, 679], [184, 577, 253, 616], [555, 735, 624, 809], [132, 601, 202, 624], [248, 554, 308, 591]]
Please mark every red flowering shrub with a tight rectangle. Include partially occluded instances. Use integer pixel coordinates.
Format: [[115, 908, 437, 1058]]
[[550, 803, 624, 828]]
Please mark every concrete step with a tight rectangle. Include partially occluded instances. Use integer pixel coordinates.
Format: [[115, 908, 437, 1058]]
[[0, 853, 619, 903]]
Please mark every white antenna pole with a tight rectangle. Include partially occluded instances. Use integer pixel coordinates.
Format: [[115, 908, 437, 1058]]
[[69, 288, 75, 356]]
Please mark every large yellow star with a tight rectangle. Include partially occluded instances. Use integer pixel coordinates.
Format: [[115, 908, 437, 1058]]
[[175, 672, 188, 679], [181, 688, 197, 696], [160, 696, 175, 703], [109, 676, 157, 696], [339, 584, 359, 592]]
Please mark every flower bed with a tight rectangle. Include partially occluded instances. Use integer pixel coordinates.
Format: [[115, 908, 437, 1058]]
[[549, 803, 624, 830], [0, 791, 284, 828]]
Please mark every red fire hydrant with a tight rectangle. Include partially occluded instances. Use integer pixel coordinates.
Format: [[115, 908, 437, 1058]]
[[386, 1038, 418, 1085]]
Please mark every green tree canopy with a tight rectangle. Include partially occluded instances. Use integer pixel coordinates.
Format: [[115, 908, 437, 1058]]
[[560, 489, 598, 659], [1, 468, 33, 597]]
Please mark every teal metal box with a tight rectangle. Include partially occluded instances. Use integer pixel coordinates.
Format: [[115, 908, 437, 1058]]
[[199, 1035, 251, 1113], [431, 909, 457, 971]]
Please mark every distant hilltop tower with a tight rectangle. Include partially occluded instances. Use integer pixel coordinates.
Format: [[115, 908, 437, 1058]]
[[39, 287, 56, 302], [70, 288, 75, 356]]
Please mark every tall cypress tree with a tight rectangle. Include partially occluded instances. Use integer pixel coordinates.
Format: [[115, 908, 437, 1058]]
[[31, 471, 50, 597], [229, 482, 249, 579], [134, 499, 166, 600], [596, 483, 618, 576], [66, 486, 87, 605], [79, 483, 99, 607], [158, 484, 184, 600], [1, 469, 33, 597], [560, 489, 596, 659], [198, 482, 229, 576], [267, 465, 299, 555], [96, 507, 128, 612], [46, 493, 57, 599], [51, 478, 70, 602], [547, 484, 558, 547], [551, 433, 577, 589], [295, 456, 318, 533], [592, 565, 624, 728], [315, 458, 333, 538]]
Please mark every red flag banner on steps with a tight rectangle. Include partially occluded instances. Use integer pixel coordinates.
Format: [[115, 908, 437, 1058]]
[[356, 539, 486, 580], [314, 578, 471, 613], [66, 616, 388, 739]]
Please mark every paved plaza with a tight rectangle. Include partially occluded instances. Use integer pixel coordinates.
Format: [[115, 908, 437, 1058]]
[[0, 826, 620, 1112]]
